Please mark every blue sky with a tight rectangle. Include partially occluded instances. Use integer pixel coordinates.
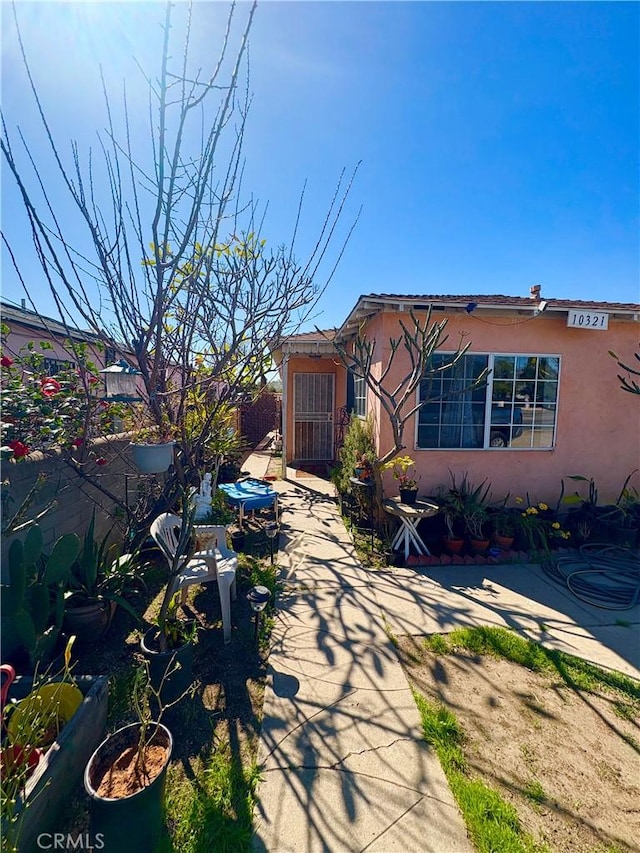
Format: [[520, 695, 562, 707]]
[[1, 1, 638, 334]]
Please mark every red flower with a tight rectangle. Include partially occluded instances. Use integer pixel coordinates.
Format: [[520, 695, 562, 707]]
[[40, 377, 61, 397], [71, 438, 84, 448], [1, 356, 13, 368], [95, 457, 108, 466], [88, 375, 99, 384], [8, 439, 30, 459]]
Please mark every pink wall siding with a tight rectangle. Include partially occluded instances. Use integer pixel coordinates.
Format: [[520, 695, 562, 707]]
[[3, 323, 107, 368], [366, 309, 639, 504]]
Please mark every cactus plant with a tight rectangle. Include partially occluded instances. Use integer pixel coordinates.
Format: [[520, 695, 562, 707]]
[[2, 525, 80, 668]]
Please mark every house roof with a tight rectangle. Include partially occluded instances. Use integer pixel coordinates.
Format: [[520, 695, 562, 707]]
[[0, 298, 105, 344], [336, 292, 640, 340]]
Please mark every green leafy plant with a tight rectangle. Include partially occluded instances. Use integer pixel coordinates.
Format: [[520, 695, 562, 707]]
[[2, 524, 80, 668], [66, 511, 146, 620], [334, 415, 377, 497], [380, 455, 419, 490], [1, 638, 79, 850], [198, 488, 236, 526], [515, 497, 570, 553]]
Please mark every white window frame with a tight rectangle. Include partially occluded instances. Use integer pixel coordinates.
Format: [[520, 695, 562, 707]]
[[353, 372, 367, 418], [415, 352, 561, 450]]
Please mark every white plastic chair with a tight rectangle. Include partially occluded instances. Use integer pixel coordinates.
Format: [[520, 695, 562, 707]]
[[150, 514, 237, 644]]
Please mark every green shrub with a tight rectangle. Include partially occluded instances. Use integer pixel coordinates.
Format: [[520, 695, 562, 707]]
[[334, 415, 376, 496]]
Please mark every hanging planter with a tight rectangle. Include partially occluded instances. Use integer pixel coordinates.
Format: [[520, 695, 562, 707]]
[[130, 441, 175, 474]]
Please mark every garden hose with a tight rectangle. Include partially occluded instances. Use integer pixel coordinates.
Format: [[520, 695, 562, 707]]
[[542, 544, 640, 610]]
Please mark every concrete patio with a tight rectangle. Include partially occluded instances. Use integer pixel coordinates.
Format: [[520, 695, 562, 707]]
[[245, 452, 640, 852]]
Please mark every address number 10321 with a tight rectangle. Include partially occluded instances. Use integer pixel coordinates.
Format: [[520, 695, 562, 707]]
[[566, 310, 609, 330]]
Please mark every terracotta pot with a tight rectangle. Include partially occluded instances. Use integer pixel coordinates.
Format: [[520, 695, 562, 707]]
[[493, 534, 514, 552], [442, 537, 464, 555], [469, 538, 490, 555]]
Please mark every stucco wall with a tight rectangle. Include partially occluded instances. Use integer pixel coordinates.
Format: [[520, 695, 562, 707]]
[[366, 309, 640, 504], [1, 437, 132, 579]]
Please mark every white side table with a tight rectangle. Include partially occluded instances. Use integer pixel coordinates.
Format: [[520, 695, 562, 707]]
[[382, 497, 440, 560]]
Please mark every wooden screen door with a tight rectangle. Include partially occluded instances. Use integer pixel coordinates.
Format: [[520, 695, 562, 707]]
[[293, 373, 334, 460]]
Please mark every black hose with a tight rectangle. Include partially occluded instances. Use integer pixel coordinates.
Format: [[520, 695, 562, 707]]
[[542, 544, 640, 610]]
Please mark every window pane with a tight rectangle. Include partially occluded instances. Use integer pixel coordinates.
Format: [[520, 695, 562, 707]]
[[493, 356, 515, 379], [535, 382, 557, 404], [418, 354, 488, 448], [537, 357, 559, 380]]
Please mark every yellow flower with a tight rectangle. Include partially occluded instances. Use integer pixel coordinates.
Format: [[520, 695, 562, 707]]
[[515, 496, 524, 504], [538, 502, 548, 511], [551, 522, 560, 529], [526, 507, 538, 515]]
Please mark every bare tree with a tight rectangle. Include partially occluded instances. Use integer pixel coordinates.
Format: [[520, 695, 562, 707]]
[[329, 307, 486, 466], [1, 1, 359, 536], [610, 346, 640, 395], [327, 308, 488, 520]]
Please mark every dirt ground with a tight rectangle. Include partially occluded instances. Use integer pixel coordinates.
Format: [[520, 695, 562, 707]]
[[396, 636, 640, 853]]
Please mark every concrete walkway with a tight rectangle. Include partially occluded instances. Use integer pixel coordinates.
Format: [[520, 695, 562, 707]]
[[245, 452, 640, 852]]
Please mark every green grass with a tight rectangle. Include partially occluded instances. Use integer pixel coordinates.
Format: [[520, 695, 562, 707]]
[[413, 691, 547, 853], [161, 743, 262, 853], [422, 626, 640, 702], [523, 779, 547, 806]]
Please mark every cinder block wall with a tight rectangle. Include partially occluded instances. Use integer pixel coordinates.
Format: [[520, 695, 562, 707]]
[[1, 436, 133, 579]]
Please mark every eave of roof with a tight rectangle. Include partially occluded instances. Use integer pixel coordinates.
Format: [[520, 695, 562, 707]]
[[336, 293, 640, 340]]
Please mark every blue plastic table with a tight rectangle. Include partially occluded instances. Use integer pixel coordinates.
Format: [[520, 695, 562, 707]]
[[218, 478, 278, 528]]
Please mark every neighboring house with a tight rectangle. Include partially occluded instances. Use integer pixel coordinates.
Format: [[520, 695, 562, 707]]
[[271, 290, 640, 503], [1, 298, 121, 373]]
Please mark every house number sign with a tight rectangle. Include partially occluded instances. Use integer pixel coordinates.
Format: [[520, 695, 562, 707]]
[[566, 310, 609, 330]]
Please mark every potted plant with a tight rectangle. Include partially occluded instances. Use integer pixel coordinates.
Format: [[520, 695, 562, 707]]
[[605, 471, 640, 548], [465, 504, 490, 554], [127, 410, 177, 474], [353, 452, 375, 482], [83, 663, 178, 851], [1, 639, 109, 852], [140, 592, 198, 706], [63, 512, 146, 643], [142, 495, 201, 704], [381, 455, 420, 505], [491, 506, 520, 551]]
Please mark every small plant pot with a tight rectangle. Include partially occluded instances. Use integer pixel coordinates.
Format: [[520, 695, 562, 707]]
[[140, 628, 195, 707], [130, 441, 175, 474], [84, 722, 172, 853], [469, 538, 490, 555], [231, 531, 246, 552], [493, 534, 514, 552], [442, 537, 465, 556], [399, 488, 418, 505]]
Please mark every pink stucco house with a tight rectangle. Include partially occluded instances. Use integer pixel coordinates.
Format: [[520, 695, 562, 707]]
[[271, 290, 640, 504]]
